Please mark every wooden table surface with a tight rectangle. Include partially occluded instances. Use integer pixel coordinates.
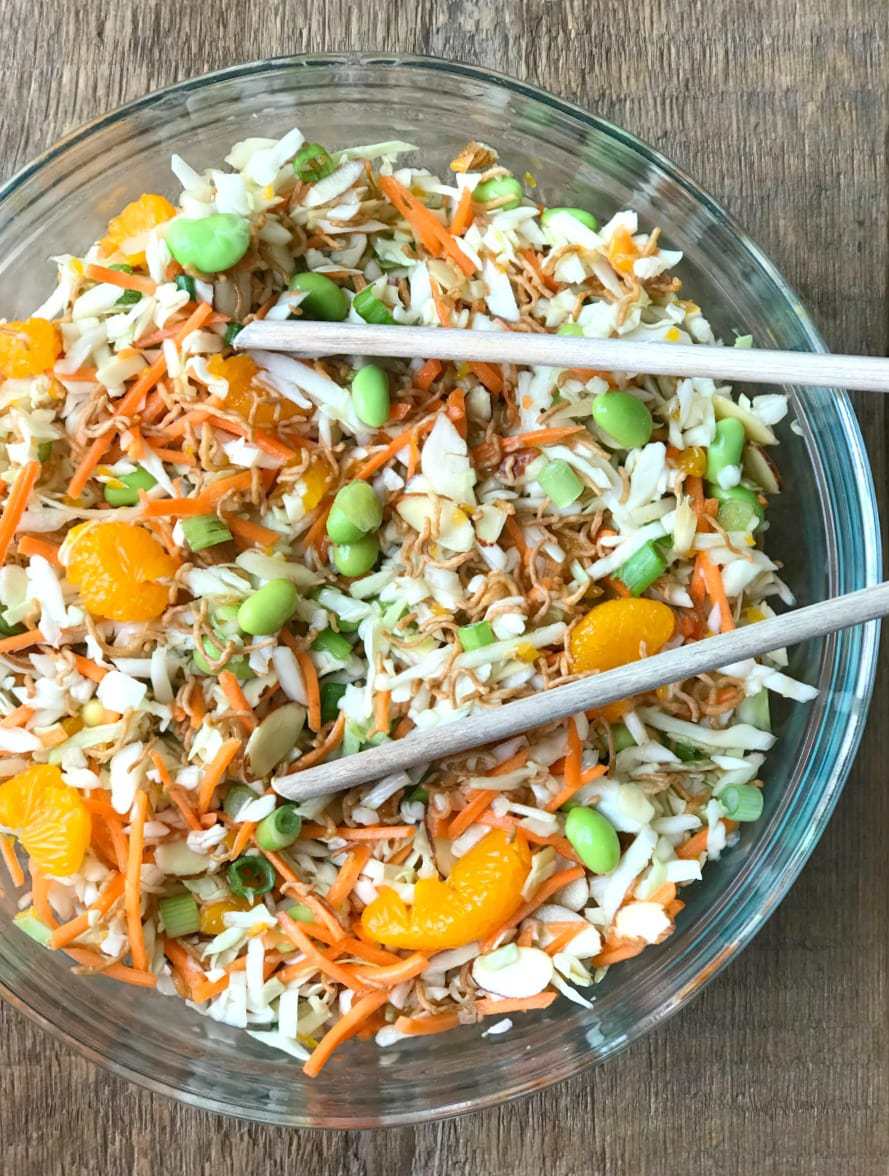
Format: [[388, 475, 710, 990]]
[[1, 2, 887, 1172]]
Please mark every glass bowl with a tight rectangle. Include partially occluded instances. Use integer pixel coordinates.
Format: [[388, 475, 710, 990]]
[[0, 55, 880, 1128]]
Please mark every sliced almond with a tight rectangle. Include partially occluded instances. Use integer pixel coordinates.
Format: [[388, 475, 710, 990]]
[[247, 703, 306, 779]]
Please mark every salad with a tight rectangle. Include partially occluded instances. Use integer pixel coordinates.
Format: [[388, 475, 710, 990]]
[[0, 128, 815, 1077]]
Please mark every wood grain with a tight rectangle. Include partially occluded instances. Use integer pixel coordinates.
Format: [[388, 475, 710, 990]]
[[1, 2, 888, 1173]]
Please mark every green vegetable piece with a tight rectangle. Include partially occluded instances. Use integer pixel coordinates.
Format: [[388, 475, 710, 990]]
[[541, 206, 599, 231], [286, 902, 314, 922], [539, 459, 583, 508], [223, 784, 255, 819], [159, 892, 200, 938], [13, 908, 52, 946], [407, 785, 428, 805], [166, 213, 252, 274], [104, 466, 157, 507], [473, 175, 524, 210], [115, 289, 142, 307], [719, 783, 764, 823], [667, 738, 698, 762], [326, 481, 383, 544], [181, 513, 233, 552], [223, 321, 244, 346], [193, 636, 253, 681], [36, 441, 53, 463], [0, 616, 24, 639], [351, 364, 391, 427], [293, 142, 337, 183], [332, 533, 379, 578], [109, 264, 135, 273], [320, 681, 347, 724], [611, 723, 635, 753], [290, 271, 348, 321], [311, 629, 352, 661], [353, 285, 397, 325], [457, 621, 495, 651], [564, 806, 621, 873], [737, 689, 771, 732], [237, 578, 299, 636], [227, 854, 276, 903], [616, 540, 667, 596], [556, 322, 584, 336], [175, 273, 197, 300], [591, 391, 653, 449], [706, 417, 746, 484], [256, 804, 302, 852]]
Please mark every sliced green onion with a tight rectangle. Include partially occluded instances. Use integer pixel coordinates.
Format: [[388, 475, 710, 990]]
[[320, 681, 347, 724], [610, 723, 635, 753], [159, 892, 200, 937], [115, 289, 142, 307], [227, 854, 276, 903], [311, 629, 352, 661], [711, 484, 764, 532], [181, 513, 233, 552], [13, 907, 52, 946], [36, 441, 53, 463], [175, 273, 197, 300], [286, 902, 314, 922], [407, 785, 428, 805], [223, 784, 255, 819], [719, 784, 763, 822], [224, 321, 244, 346], [293, 142, 337, 183], [104, 466, 157, 507], [0, 616, 25, 638], [737, 690, 771, 732], [109, 263, 135, 273], [457, 621, 495, 651], [538, 459, 583, 508], [353, 286, 396, 325], [667, 738, 698, 762], [256, 804, 303, 852], [616, 540, 667, 596]]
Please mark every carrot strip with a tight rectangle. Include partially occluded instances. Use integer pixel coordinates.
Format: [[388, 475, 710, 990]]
[[72, 654, 108, 682], [0, 461, 40, 563], [352, 951, 428, 989], [337, 937, 403, 966], [84, 263, 157, 295], [378, 175, 476, 277], [450, 186, 475, 235], [468, 360, 503, 395], [429, 276, 452, 326], [393, 1010, 461, 1036], [149, 446, 196, 465], [58, 366, 98, 382], [286, 711, 346, 771], [162, 936, 207, 997], [0, 835, 23, 888], [475, 991, 557, 1016], [352, 417, 436, 480], [519, 247, 560, 293], [261, 848, 300, 885], [190, 974, 230, 1004], [544, 924, 585, 956], [334, 825, 415, 841], [0, 629, 44, 655], [50, 872, 125, 950], [303, 497, 333, 553], [326, 845, 372, 908], [406, 428, 420, 480], [447, 789, 495, 838], [500, 425, 585, 454], [415, 358, 443, 391], [17, 535, 60, 565], [151, 751, 202, 832], [445, 387, 466, 438], [504, 515, 527, 558], [0, 704, 34, 729], [218, 670, 257, 732], [225, 515, 280, 549], [64, 947, 157, 988], [697, 551, 735, 632], [482, 865, 586, 950], [545, 729, 602, 813], [580, 763, 607, 786], [28, 862, 56, 926], [67, 435, 113, 499], [677, 826, 711, 859], [125, 791, 149, 970], [646, 881, 677, 907], [196, 737, 242, 813], [372, 689, 391, 736], [117, 302, 214, 421], [276, 913, 367, 992], [591, 939, 647, 967], [303, 989, 391, 1077], [295, 649, 321, 733], [228, 820, 256, 860], [489, 748, 529, 776]]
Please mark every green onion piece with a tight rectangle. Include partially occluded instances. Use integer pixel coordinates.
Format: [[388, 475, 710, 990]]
[[320, 681, 347, 724], [610, 723, 635, 753], [256, 804, 303, 852], [227, 854, 277, 903], [223, 784, 255, 819], [224, 322, 244, 346], [457, 621, 495, 651], [286, 902, 314, 922], [0, 616, 24, 638], [36, 441, 53, 463], [175, 273, 197, 300], [538, 459, 583, 508], [159, 893, 200, 938], [311, 629, 352, 661], [737, 690, 771, 732], [293, 142, 337, 183], [719, 784, 764, 823], [667, 738, 698, 762], [616, 540, 667, 596], [406, 785, 428, 805], [353, 286, 396, 325], [115, 289, 142, 307], [13, 907, 52, 946], [181, 513, 233, 552], [104, 466, 157, 507], [712, 486, 763, 532]]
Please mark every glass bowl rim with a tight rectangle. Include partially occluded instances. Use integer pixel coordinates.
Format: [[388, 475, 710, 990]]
[[0, 51, 880, 1126]]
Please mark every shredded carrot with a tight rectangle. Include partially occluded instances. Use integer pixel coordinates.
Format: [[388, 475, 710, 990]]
[[546, 745, 605, 813], [450, 185, 475, 235], [591, 939, 647, 967], [0, 704, 34, 729], [218, 670, 257, 732], [261, 848, 300, 886], [516, 924, 535, 947], [326, 845, 372, 908], [500, 425, 585, 454], [190, 974, 230, 1004], [17, 535, 60, 565], [697, 550, 735, 632], [647, 881, 678, 907], [27, 861, 56, 926], [519, 247, 560, 293], [415, 358, 443, 392], [406, 427, 420, 480], [125, 791, 149, 971], [0, 834, 23, 888], [58, 366, 99, 382], [372, 689, 391, 736], [65, 947, 157, 988], [544, 924, 585, 956], [504, 515, 528, 558], [295, 648, 321, 733], [163, 936, 207, 997], [149, 446, 195, 465], [393, 1010, 461, 1037], [334, 825, 415, 841], [67, 435, 113, 499], [196, 737, 241, 813], [445, 387, 467, 438], [337, 937, 403, 966], [482, 865, 585, 949], [228, 820, 256, 860], [352, 951, 428, 989], [387, 841, 414, 866], [447, 789, 495, 838], [677, 826, 711, 859], [277, 913, 367, 992], [468, 360, 503, 395], [393, 716, 414, 740], [225, 515, 280, 550], [100, 810, 129, 873], [142, 470, 253, 519], [0, 628, 44, 655], [50, 872, 125, 950], [352, 417, 436, 481], [303, 989, 391, 1078], [378, 175, 477, 277], [185, 682, 206, 729], [117, 302, 214, 422], [84, 263, 157, 295], [0, 460, 40, 563], [287, 711, 346, 771], [429, 276, 453, 326], [150, 751, 202, 832], [490, 748, 530, 776], [580, 763, 607, 786], [475, 991, 557, 1016]]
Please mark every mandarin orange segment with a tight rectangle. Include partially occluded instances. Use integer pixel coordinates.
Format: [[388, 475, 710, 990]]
[[67, 522, 179, 621], [0, 318, 61, 379], [607, 225, 639, 276], [0, 764, 91, 876], [570, 598, 676, 674], [101, 193, 176, 264], [299, 461, 332, 511], [207, 354, 301, 428], [361, 828, 530, 951]]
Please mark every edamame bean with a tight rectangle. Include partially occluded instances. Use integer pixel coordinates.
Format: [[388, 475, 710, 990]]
[[326, 481, 383, 544], [289, 271, 348, 321], [237, 578, 299, 636], [709, 484, 764, 531], [564, 806, 620, 873], [473, 175, 524, 210], [706, 417, 746, 484], [166, 213, 251, 273], [333, 533, 379, 578], [541, 206, 599, 231], [351, 364, 390, 427], [591, 391, 653, 449]]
